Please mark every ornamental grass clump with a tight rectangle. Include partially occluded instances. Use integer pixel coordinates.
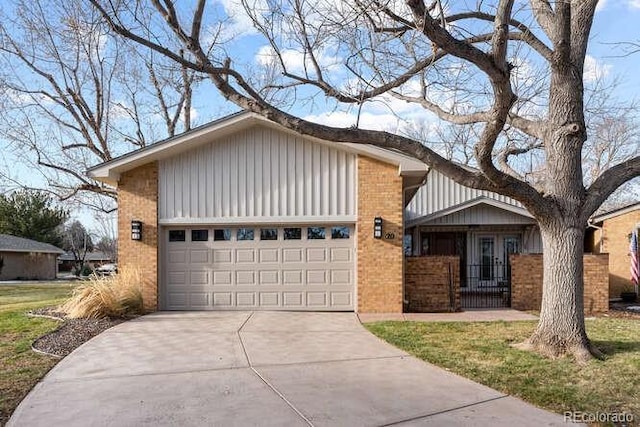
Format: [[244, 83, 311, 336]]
[[60, 268, 144, 319]]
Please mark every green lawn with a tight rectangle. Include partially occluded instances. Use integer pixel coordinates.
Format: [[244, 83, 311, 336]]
[[366, 319, 640, 419], [0, 282, 75, 426]]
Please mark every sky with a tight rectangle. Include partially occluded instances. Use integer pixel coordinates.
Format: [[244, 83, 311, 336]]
[[1, 0, 640, 235]]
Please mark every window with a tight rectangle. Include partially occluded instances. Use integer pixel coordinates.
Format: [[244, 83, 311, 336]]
[[237, 228, 254, 241], [284, 227, 301, 240], [307, 227, 326, 239], [191, 230, 209, 242], [214, 229, 231, 241], [260, 228, 278, 240], [168, 230, 185, 242], [331, 226, 350, 239]]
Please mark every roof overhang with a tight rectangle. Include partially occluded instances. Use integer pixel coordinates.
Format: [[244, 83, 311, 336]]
[[87, 111, 429, 187], [0, 248, 64, 254], [590, 202, 640, 224], [406, 196, 535, 228]]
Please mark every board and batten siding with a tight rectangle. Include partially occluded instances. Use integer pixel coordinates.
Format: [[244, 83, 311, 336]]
[[420, 204, 537, 226], [405, 169, 525, 221], [158, 126, 357, 223]]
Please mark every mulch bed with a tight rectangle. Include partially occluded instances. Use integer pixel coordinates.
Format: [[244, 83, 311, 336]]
[[28, 307, 128, 358]]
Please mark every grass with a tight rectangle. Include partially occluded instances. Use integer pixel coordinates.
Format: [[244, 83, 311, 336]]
[[0, 282, 75, 426], [365, 319, 640, 419]]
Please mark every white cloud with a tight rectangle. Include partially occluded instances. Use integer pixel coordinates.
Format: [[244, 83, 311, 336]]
[[596, 0, 608, 12], [256, 45, 341, 75], [215, 0, 268, 38], [629, 0, 640, 9], [583, 55, 612, 83]]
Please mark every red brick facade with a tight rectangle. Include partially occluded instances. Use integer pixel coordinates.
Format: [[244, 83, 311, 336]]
[[510, 254, 609, 314], [357, 156, 404, 313], [117, 162, 159, 312], [405, 256, 460, 312]]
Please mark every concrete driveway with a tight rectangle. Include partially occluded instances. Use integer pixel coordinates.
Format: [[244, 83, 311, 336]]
[[10, 312, 568, 426]]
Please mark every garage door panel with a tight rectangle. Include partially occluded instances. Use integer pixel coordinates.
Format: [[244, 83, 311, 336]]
[[257, 270, 278, 285], [189, 271, 209, 285], [259, 292, 280, 306], [213, 249, 233, 263], [283, 292, 303, 307], [236, 292, 256, 306], [164, 225, 354, 311], [189, 292, 210, 308], [259, 249, 279, 263], [306, 248, 327, 262], [307, 270, 327, 284], [283, 270, 303, 285], [331, 292, 352, 306], [330, 248, 351, 262], [213, 271, 232, 285], [168, 250, 187, 264], [307, 292, 327, 307], [331, 270, 351, 285], [235, 249, 255, 263], [213, 292, 233, 307], [236, 271, 256, 285], [168, 271, 187, 285], [282, 248, 303, 263]]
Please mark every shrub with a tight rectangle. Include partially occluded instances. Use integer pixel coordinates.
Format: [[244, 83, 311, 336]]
[[59, 268, 144, 319]]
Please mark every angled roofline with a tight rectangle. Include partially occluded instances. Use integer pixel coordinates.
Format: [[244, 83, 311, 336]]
[[590, 202, 640, 224], [406, 196, 535, 228], [0, 234, 64, 254], [87, 111, 428, 186]]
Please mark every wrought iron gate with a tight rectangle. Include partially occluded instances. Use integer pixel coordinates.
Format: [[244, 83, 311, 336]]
[[461, 261, 512, 308]]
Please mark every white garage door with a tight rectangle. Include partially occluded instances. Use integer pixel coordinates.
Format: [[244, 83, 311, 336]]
[[163, 225, 355, 310]]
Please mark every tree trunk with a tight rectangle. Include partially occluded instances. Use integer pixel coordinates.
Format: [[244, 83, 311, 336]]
[[519, 219, 598, 362]]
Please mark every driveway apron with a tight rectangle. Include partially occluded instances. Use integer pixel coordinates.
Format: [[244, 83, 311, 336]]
[[9, 311, 570, 426]]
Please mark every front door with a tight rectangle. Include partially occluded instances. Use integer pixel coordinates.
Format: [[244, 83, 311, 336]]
[[479, 237, 496, 285]]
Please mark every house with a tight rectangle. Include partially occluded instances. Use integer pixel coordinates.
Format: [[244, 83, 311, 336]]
[[404, 169, 543, 308], [585, 202, 640, 298], [0, 234, 64, 280], [58, 251, 115, 272], [88, 111, 429, 312], [87, 111, 608, 314]]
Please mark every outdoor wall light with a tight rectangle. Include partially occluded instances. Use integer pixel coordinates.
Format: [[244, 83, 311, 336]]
[[374, 217, 383, 239], [131, 220, 142, 241]]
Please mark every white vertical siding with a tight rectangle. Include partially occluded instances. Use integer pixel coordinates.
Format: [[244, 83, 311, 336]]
[[421, 205, 537, 226], [405, 169, 525, 221], [159, 126, 357, 222]]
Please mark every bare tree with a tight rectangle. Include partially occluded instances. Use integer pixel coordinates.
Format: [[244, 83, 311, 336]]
[[0, 0, 197, 210], [89, 0, 640, 361], [92, 211, 118, 262], [62, 220, 94, 275]]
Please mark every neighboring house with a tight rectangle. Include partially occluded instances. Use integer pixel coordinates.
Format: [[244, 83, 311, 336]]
[[585, 202, 640, 298], [0, 234, 64, 280], [58, 251, 115, 272], [88, 111, 428, 312], [404, 169, 543, 308]]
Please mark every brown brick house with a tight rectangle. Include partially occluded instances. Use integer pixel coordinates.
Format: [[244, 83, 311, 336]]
[[88, 111, 428, 312], [585, 203, 640, 299]]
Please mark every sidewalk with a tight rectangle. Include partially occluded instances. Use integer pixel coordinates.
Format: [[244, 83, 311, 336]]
[[358, 309, 538, 323]]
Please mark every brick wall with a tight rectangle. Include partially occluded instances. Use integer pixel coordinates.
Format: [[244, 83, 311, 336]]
[[511, 254, 609, 314], [117, 162, 159, 312], [405, 256, 460, 312], [600, 211, 640, 298], [357, 156, 404, 313]]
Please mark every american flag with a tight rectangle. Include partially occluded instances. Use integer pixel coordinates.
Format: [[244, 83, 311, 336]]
[[631, 229, 639, 293]]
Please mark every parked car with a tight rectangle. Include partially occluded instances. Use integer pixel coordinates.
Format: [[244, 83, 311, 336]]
[[94, 263, 117, 276]]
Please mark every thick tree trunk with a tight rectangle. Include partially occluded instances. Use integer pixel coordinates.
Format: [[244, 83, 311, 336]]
[[519, 219, 599, 362]]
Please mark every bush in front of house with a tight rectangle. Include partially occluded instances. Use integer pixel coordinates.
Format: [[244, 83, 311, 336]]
[[59, 268, 144, 319]]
